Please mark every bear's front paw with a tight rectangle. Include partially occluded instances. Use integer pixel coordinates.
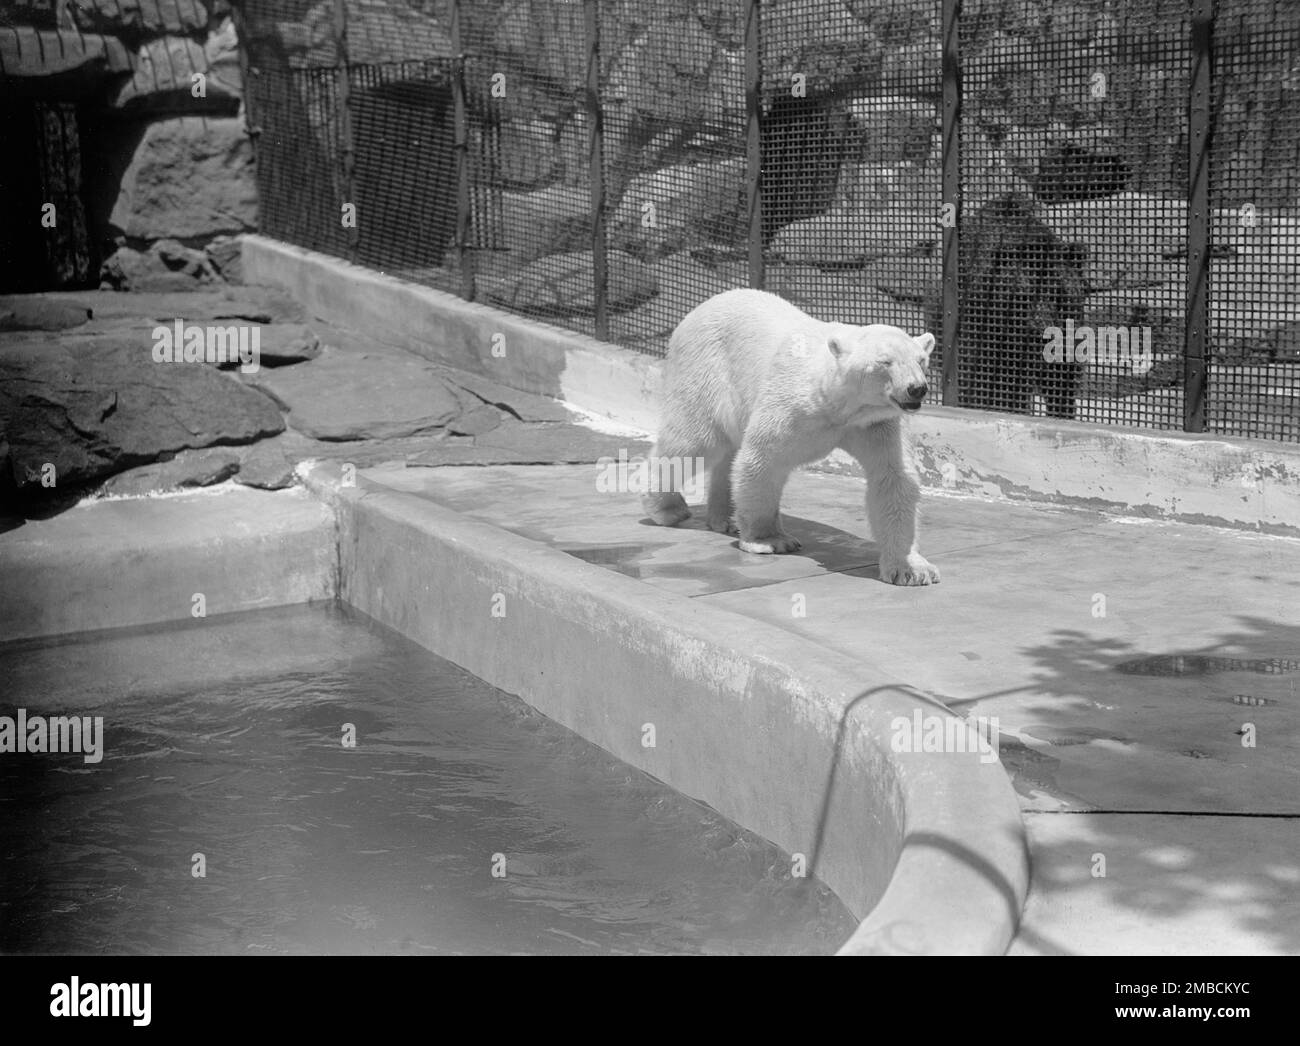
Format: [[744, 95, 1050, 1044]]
[[739, 533, 803, 555], [880, 554, 940, 586]]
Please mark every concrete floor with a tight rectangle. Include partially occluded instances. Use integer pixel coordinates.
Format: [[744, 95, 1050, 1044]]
[[365, 460, 1300, 955]]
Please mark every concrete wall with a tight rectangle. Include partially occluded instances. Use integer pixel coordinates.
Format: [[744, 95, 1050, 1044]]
[[0, 486, 334, 641], [243, 236, 1300, 536], [304, 460, 1029, 956]]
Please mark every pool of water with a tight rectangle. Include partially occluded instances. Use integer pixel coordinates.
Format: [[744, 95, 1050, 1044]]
[[0, 603, 856, 955]]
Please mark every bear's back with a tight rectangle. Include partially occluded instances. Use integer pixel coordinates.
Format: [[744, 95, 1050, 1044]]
[[666, 290, 827, 436]]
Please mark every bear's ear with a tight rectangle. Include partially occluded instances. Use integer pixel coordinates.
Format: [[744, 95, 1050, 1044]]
[[915, 331, 936, 358], [827, 333, 846, 359]]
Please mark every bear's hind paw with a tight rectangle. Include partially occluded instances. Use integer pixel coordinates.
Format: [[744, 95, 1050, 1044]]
[[642, 492, 691, 527]]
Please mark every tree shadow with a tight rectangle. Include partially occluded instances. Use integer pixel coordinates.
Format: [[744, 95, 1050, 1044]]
[[1003, 615, 1300, 954]]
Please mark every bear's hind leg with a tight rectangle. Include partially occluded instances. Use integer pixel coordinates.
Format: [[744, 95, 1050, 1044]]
[[640, 447, 692, 526], [640, 419, 708, 527], [705, 446, 738, 535]]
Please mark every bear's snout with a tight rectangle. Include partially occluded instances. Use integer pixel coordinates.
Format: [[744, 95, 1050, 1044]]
[[892, 382, 928, 410]]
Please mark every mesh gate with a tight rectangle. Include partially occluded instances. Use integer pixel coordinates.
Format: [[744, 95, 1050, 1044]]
[[236, 0, 1300, 444]]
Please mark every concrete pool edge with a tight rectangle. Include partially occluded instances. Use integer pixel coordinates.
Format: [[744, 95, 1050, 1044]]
[[301, 461, 1030, 955], [0, 485, 335, 642], [243, 235, 1300, 537]]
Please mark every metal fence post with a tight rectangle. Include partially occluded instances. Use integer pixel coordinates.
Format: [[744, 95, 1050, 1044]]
[[745, 0, 764, 290], [585, 0, 608, 340], [451, 0, 475, 301], [333, 0, 358, 263], [940, 0, 960, 407], [1184, 0, 1214, 433]]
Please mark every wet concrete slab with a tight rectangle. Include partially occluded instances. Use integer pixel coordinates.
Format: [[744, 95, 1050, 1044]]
[[1011, 813, 1300, 956], [370, 464, 1104, 597], [701, 521, 1300, 818], [361, 460, 1300, 954]]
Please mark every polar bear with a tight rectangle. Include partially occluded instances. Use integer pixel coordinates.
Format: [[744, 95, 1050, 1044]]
[[641, 289, 940, 586]]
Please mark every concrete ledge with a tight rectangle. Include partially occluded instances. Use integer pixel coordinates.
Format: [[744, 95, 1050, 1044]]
[[244, 235, 1300, 535], [241, 235, 662, 431], [303, 460, 1029, 955], [0, 486, 335, 641], [900, 407, 1300, 537]]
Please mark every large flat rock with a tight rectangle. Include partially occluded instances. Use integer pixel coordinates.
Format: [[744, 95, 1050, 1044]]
[[0, 335, 283, 493], [99, 447, 241, 497], [252, 345, 467, 441], [13, 288, 306, 328]]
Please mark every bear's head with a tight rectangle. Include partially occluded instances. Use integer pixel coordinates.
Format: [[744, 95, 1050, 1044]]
[[828, 325, 936, 413]]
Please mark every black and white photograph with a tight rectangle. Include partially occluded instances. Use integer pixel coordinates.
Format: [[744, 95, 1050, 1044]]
[[0, 0, 1295, 1012]]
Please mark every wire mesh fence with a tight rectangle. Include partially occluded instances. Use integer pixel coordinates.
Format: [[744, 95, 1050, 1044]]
[[235, 1, 1298, 441]]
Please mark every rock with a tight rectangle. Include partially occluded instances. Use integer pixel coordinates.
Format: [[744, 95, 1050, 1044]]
[[960, 125, 1035, 208], [1043, 192, 1186, 290], [994, 125, 1129, 204], [493, 0, 586, 98], [1081, 262, 1300, 362], [100, 239, 218, 292], [483, 250, 657, 317], [762, 0, 882, 94], [277, 0, 452, 69], [846, 95, 938, 164], [610, 159, 745, 259], [72, 0, 209, 39], [1266, 322, 1300, 361], [765, 271, 929, 331], [607, 18, 739, 125], [437, 369, 572, 423], [863, 252, 940, 304], [100, 448, 241, 497], [490, 119, 559, 190], [497, 185, 591, 268], [1033, 143, 1130, 204], [608, 254, 734, 349], [407, 418, 651, 468], [107, 116, 256, 240], [251, 346, 466, 441], [250, 324, 321, 368], [448, 404, 503, 437], [833, 162, 940, 213], [880, 37, 942, 98], [0, 27, 131, 85], [0, 297, 92, 332], [0, 336, 284, 493], [963, 31, 1024, 91], [232, 438, 300, 491], [203, 17, 242, 99], [555, 113, 590, 188], [770, 207, 938, 265], [113, 35, 239, 113], [44, 287, 305, 326], [204, 235, 244, 283]]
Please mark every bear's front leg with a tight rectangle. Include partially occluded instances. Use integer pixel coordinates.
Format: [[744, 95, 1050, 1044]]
[[731, 437, 801, 554], [839, 420, 940, 586]]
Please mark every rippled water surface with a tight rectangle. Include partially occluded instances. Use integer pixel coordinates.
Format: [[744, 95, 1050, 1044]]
[[0, 604, 855, 955]]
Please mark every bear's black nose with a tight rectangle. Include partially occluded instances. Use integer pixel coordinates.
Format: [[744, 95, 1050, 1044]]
[[906, 382, 928, 401]]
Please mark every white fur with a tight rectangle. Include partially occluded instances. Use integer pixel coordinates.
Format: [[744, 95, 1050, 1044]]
[[641, 289, 940, 586]]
